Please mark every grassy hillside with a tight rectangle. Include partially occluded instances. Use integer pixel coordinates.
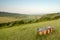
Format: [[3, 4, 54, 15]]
[[0, 12, 27, 18], [0, 19, 60, 40], [0, 12, 60, 28], [0, 12, 28, 24]]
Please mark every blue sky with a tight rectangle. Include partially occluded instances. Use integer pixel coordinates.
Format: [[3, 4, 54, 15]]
[[0, 0, 60, 14]]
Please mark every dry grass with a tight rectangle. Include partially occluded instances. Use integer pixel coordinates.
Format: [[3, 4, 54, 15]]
[[0, 17, 21, 23]]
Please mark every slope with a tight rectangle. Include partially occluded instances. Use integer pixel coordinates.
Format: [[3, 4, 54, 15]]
[[0, 19, 60, 40]]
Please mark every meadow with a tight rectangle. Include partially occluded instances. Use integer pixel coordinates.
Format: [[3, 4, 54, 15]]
[[0, 19, 60, 40], [0, 17, 21, 23]]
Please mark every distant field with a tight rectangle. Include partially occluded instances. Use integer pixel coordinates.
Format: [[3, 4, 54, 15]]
[[0, 17, 22, 23], [0, 19, 60, 40]]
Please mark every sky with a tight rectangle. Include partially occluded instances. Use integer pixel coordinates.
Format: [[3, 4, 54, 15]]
[[0, 0, 60, 14]]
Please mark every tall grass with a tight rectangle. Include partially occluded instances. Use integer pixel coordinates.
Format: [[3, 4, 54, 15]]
[[0, 19, 60, 40]]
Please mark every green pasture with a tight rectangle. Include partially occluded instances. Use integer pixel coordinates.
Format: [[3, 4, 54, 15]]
[[0, 19, 60, 40]]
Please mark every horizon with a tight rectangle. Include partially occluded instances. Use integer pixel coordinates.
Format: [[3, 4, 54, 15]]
[[0, 0, 60, 14], [0, 11, 59, 15]]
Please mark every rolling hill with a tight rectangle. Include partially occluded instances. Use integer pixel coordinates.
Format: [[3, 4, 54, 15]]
[[0, 12, 28, 23], [0, 12, 27, 18], [0, 12, 60, 28], [0, 12, 60, 40], [0, 19, 60, 40]]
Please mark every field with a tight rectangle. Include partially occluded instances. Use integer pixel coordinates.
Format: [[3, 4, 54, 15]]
[[0, 17, 22, 23], [0, 19, 60, 40]]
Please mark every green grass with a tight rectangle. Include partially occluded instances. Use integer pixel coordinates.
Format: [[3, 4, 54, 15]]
[[0, 19, 60, 40]]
